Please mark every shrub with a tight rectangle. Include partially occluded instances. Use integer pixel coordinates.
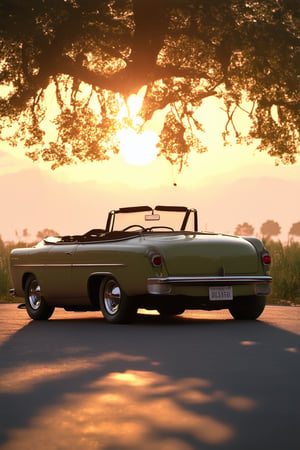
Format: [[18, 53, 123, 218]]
[[0, 238, 13, 301], [268, 240, 300, 305]]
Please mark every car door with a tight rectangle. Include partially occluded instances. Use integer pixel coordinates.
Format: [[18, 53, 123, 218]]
[[70, 242, 108, 299], [39, 243, 77, 302], [71, 241, 128, 301]]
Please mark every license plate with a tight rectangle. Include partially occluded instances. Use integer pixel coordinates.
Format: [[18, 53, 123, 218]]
[[209, 286, 233, 301]]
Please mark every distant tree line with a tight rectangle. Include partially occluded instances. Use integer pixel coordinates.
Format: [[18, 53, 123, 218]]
[[2, 220, 300, 244], [235, 220, 300, 240], [11, 228, 60, 243]]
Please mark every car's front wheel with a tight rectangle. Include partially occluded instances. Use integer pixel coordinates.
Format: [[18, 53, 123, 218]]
[[25, 275, 55, 320], [229, 296, 266, 320], [99, 277, 137, 324]]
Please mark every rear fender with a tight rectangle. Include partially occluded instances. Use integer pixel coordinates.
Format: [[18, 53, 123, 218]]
[[242, 237, 265, 253], [88, 273, 113, 307]]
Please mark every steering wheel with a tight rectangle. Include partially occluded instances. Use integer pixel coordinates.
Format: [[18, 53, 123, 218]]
[[83, 229, 105, 239], [122, 224, 146, 232], [146, 226, 174, 232]]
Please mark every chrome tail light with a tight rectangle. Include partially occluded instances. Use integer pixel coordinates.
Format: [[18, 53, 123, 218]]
[[151, 254, 162, 267], [262, 251, 271, 265]]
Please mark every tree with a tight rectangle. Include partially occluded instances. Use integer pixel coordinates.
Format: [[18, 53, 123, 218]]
[[260, 220, 281, 239], [234, 222, 254, 236], [22, 228, 30, 239], [36, 228, 59, 240], [0, 0, 299, 171], [289, 221, 300, 237]]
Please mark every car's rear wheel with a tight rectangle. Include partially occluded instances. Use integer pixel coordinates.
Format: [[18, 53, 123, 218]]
[[25, 275, 55, 320], [99, 277, 137, 324], [229, 296, 266, 320]]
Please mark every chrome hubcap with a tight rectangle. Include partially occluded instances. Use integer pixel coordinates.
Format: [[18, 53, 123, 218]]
[[28, 280, 42, 310], [104, 280, 121, 315]]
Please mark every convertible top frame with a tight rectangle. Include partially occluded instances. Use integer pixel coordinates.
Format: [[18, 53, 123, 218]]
[[105, 206, 198, 233]]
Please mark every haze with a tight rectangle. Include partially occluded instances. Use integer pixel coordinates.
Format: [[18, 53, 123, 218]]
[[1, 137, 299, 242]]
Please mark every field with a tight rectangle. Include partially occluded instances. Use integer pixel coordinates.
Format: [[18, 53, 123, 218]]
[[1, 239, 300, 305], [266, 240, 300, 306]]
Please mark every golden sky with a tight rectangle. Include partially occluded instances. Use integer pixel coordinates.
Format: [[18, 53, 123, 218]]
[[0, 95, 299, 242]]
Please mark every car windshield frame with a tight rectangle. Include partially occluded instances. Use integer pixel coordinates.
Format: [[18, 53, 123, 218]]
[[105, 206, 198, 232]]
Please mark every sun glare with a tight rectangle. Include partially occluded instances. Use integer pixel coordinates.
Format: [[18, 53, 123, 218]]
[[127, 94, 144, 116], [118, 92, 145, 123], [117, 90, 160, 166], [118, 129, 159, 166]]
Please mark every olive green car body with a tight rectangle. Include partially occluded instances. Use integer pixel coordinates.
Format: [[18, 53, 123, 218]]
[[10, 206, 272, 323]]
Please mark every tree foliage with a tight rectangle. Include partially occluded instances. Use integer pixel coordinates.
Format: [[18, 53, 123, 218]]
[[289, 221, 300, 237], [0, 0, 299, 170], [234, 222, 254, 236], [36, 228, 59, 240], [260, 219, 281, 238]]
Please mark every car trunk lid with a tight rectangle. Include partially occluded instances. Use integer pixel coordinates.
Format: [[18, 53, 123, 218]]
[[146, 232, 258, 276]]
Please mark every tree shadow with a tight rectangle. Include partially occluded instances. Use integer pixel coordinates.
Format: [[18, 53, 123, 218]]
[[0, 309, 299, 449]]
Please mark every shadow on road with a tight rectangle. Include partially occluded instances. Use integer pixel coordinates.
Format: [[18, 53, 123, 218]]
[[0, 310, 299, 450]]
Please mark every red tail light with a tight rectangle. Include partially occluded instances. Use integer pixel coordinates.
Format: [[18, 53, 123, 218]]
[[152, 254, 162, 267], [262, 253, 271, 265]]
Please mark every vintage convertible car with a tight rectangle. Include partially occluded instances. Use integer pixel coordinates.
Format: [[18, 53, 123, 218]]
[[10, 205, 272, 323]]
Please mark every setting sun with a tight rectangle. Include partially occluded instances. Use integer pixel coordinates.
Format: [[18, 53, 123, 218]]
[[116, 90, 160, 166], [118, 129, 159, 166]]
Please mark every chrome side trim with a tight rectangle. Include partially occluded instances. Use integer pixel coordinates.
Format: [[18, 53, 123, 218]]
[[12, 263, 126, 269], [13, 264, 72, 268], [73, 264, 126, 268], [148, 275, 272, 286]]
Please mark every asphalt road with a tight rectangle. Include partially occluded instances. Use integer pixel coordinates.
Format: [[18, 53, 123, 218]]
[[0, 304, 299, 450]]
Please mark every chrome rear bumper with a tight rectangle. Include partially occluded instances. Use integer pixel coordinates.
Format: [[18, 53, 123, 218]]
[[147, 275, 272, 295]]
